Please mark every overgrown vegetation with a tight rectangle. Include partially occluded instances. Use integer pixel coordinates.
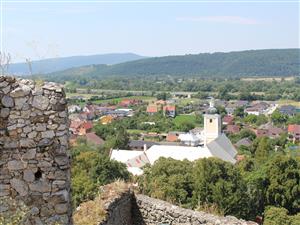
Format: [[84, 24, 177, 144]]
[[71, 140, 131, 207], [138, 139, 300, 222]]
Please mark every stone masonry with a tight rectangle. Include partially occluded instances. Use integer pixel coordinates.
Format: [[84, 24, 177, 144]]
[[0, 76, 72, 224], [94, 184, 257, 225]]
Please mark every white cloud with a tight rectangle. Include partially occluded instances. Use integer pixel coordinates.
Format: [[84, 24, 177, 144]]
[[176, 16, 260, 25]]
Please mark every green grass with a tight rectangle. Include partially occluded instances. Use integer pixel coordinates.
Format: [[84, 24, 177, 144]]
[[127, 129, 145, 134], [174, 115, 197, 126], [67, 93, 156, 104], [176, 98, 201, 106]]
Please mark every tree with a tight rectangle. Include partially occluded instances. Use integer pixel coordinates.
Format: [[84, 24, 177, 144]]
[[179, 121, 195, 132], [244, 114, 258, 124], [255, 137, 272, 163], [263, 206, 300, 225], [138, 158, 194, 206], [192, 158, 250, 219], [271, 110, 288, 126], [91, 156, 130, 185], [71, 147, 130, 207], [264, 155, 300, 214], [239, 129, 256, 141], [234, 107, 245, 118], [113, 126, 130, 149], [255, 114, 268, 126], [156, 92, 170, 100], [264, 207, 291, 225]]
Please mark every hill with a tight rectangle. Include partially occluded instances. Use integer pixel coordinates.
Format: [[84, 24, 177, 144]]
[[40, 49, 300, 82], [9, 53, 146, 75]]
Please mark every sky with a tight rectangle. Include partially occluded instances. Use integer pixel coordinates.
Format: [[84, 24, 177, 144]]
[[1, 0, 299, 63]]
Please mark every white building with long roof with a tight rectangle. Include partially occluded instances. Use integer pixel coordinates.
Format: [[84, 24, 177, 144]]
[[110, 99, 237, 175]]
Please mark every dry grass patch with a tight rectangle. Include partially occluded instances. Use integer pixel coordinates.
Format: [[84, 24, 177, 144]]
[[73, 180, 130, 225]]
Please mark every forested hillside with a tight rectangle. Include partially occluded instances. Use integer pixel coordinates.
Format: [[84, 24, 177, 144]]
[[39, 49, 300, 82], [10, 53, 145, 75]]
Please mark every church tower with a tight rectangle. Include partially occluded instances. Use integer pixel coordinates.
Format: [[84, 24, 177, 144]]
[[204, 98, 221, 145]]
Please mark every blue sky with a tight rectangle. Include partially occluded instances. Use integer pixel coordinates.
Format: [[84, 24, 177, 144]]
[[2, 1, 299, 62]]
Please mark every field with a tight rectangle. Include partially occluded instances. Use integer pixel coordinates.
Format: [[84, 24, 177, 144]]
[[241, 77, 295, 82], [276, 100, 300, 107], [67, 92, 156, 104], [174, 114, 201, 127]]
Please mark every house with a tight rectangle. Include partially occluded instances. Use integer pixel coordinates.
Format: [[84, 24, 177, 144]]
[[100, 115, 114, 125], [268, 127, 285, 139], [115, 108, 134, 117], [79, 111, 95, 121], [245, 102, 270, 115], [254, 129, 268, 138], [225, 125, 240, 134], [166, 131, 184, 142], [225, 100, 249, 115], [110, 150, 150, 175], [222, 115, 234, 125], [111, 134, 237, 175], [78, 121, 93, 135], [111, 99, 237, 175], [70, 120, 83, 134], [156, 100, 166, 105], [279, 105, 297, 116], [288, 124, 300, 143], [235, 138, 252, 148], [129, 140, 158, 151], [147, 105, 158, 115], [258, 123, 285, 139], [85, 132, 105, 146], [82, 105, 94, 113], [119, 99, 142, 107], [178, 133, 201, 146], [68, 105, 81, 114], [163, 105, 176, 117]]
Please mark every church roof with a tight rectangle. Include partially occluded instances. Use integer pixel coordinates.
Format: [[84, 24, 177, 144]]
[[145, 145, 213, 165], [206, 134, 237, 164]]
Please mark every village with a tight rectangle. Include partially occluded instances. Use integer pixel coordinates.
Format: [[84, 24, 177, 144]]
[[68, 92, 300, 175]]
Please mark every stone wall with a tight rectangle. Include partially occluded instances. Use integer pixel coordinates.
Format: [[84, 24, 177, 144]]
[[133, 194, 257, 225], [85, 183, 257, 225], [99, 192, 133, 225], [0, 76, 72, 224]]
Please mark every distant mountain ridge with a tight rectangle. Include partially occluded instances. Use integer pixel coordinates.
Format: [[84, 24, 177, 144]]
[[41, 49, 300, 81], [9, 53, 146, 75]]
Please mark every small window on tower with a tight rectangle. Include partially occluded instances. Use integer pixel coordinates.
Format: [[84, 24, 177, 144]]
[[209, 119, 213, 123]]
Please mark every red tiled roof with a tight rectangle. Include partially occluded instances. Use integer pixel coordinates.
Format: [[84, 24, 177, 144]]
[[85, 132, 105, 145], [226, 125, 240, 133], [223, 115, 234, 124], [147, 105, 158, 113], [70, 120, 83, 129], [81, 121, 93, 130], [288, 124, 300, 134], [255, 129, 268, 137], [163, 105, 176, 111], [156, 100, 166, 105]]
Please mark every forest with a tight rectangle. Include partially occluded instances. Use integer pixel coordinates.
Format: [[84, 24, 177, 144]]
[[34, 49, 300, 82], [64, 77, 300, 101]]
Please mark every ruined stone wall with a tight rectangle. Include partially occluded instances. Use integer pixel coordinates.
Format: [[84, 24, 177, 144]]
[[88, 182, 257, 225], [0, 76, 71, 224], [133, 194, 257, 225], [99, 191, 133, 225]]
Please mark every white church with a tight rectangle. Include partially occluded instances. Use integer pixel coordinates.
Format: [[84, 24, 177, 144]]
[[110, 100, 237, 175]]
